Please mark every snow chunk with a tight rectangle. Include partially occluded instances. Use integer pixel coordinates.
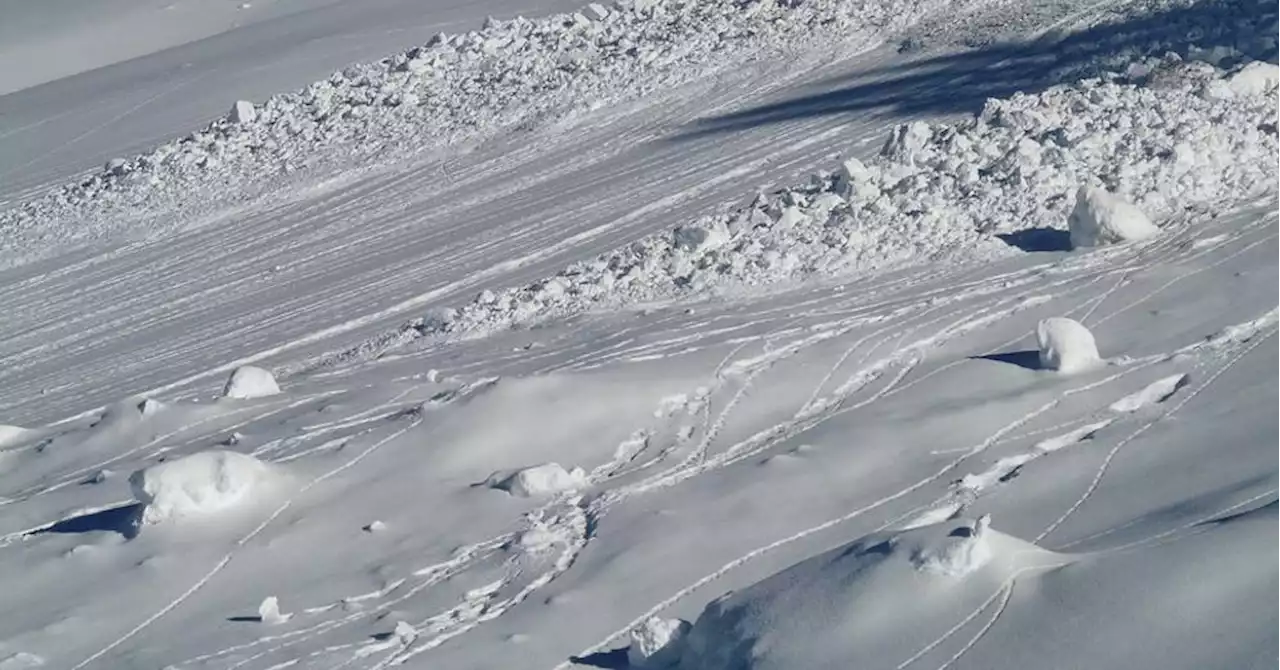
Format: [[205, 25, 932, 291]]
[[230, 100, 257, 124], [0, 652, 44, 669], [129, 450, 277, 525], [222, 365, 281, 399], [628, 616, 691, 668], [1037, 317, 1102, 374], [485, 463, 587, 497], [1068, 186, 1159, 249], [1226, 61, 1279, 97], [258, 596, 291, 624], [672, 222, 729, 254]]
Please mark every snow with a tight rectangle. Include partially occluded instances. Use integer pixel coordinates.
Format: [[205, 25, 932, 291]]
[[256, 596, 291, 625], [128, 450, 280, 526], [1068, 186, 1160, 248], [1037, 317, 1102, 374], [627, 616, 691, 668], [486, 463, 588, 497], [0, 0, 1275, 668], [221, 366, 281, 400]]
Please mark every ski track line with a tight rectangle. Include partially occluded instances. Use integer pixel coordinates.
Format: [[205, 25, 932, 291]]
[[70, 416, 425, 670], [933, 580, 1017, 670], [556, 362, 1150, 667], [1095, 487, 1279, 557], [1036, 327, 1277, 543]]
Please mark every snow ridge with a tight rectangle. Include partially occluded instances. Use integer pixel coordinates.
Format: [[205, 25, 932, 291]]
[[0, 0, 952, 268]]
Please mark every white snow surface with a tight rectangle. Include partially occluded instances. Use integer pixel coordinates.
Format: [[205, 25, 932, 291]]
[[0, 0, 1276, 668]]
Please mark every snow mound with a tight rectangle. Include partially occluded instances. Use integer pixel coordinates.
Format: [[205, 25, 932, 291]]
[[1226, 61, 1280, 96], [485, 463, 587, 498], [1037, 317, 1102, 374], [677, 518, 1061, 670], [129, 450, 279, 526], [0, 425, 31, 447], [628, 616, 692, 669], [257, 596, 291, 625], [1068, 186, 1160, 248], [222, 366, 281, 400]]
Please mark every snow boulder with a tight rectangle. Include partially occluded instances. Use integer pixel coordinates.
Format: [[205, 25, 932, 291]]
[[222, 365, 281, 399], [0, 425, 31, 447], [1067, 186, 1159, 249], [628, 616, 692, 668], [1036, 317, 1102, 374], [485, 463, 587, 497], [129, 450, 279, 526], [1226, 61, 1280, 97], [230, 100, 257, 124]]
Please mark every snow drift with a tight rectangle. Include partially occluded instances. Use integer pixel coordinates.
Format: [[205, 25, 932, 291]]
[[129, 450, 280, 526], [675, 518, 1063, 670]]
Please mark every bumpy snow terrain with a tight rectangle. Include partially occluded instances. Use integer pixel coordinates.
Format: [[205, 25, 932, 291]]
[[0, 0, 1275, 668]]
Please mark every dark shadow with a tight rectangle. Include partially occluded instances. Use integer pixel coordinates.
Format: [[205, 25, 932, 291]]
[[227, 615, 264, 623], [569, 646, 630, 669], [949, 525, 975, 538], [35, 503, 142, 539], [675, 0, 1277, 139], [997, 228, 1072, 252], [973, 350, 1042, 370], [1200, 498, 1278, 526]]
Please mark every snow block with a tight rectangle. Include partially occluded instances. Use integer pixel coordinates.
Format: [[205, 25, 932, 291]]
[[1067, 186, 1158, 249], [0, 424, 31, 447], [230, 100, 257, 124], [485, 463, 587, 497], [1036, 317, 1101, 374], [222, 365, 281, 399], [628, 616, 691, 668], [1226, 61, 1280, 97], [672, 222, 729, 254], [129, 450, 276, 525]]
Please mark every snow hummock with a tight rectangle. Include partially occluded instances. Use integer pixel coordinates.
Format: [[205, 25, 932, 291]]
[[1036, 317, 1102, 374], [1067, 186, 1160, 249], [628, 616, 692, 669], [485, 463, 588, 497], [677, 518, 1061, 670], [0, 425, 31, 447], [257, 596, 291, 625], [221, 365, 281, 400], [128, 450, 279, 525], [1226, 61, 1280, 96]]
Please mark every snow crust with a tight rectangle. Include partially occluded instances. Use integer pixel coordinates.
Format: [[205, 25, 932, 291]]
[[485, 462, 588, 497], [128, 450, 278, 526], [1068, 186, 1160, 248], [221, 366, 281, 400], [1037, 317, 1102, 374]]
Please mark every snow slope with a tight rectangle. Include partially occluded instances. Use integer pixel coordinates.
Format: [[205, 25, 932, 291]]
[[0, 0, 1275, 668]]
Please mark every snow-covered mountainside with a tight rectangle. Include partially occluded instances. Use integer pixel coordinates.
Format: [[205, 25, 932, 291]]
[[0, 0, 1275, 668]]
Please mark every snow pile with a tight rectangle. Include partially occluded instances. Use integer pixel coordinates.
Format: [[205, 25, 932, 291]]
[[257, 596, 291, 625], [128, 450, 280, 526], [0, 0, 953, 267], [676, 519, 1062, 670], [1037, 317, 1102, 374], [628, 616, 692, 669], [0, 425, 31, 447], [222, 366, 281, 400], [1068, 186, 1160, 248], [485, 463, 588, 497], [378, 59, 1277, 344]]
